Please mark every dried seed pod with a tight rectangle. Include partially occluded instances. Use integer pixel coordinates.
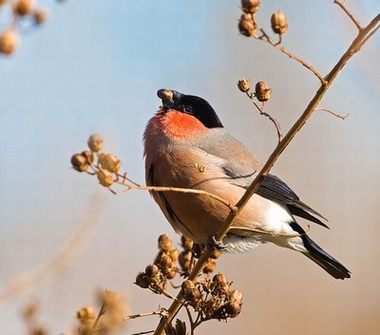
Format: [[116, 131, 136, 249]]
[[29, 324, 47, 335], [225, 289, 243, 317], [22, 301, 38, 319], [98, 153, 121, 173], [271, 10, 288, 35], [179, 251, 192, 271], [174, 319, 186, 335], [87, 134, 103, 152], [33, 8, 48, 25], [13, 0, 34, 16], [169, 248, 179, 262], [96, 168, 114, 187], [76, 306, 95, 325], [71, 153, 89, 172], [166, 269, 177, 279], [210, 249, 221, 259], [158, 234, 172, 252], [159, 254, 173, 269], [181, 236, 193, 251], [135, 272, 150, 288], [238, 13, 256, 37], [241, 0, 260, 14], [145, 264, 159, 277], [203, 259, 216, 274], [81, 150, 94, 165], [255, 80, 272, 102], [0, 30, 19, 55], [213, 273, 228, 285], [237, 79, 251, 93]]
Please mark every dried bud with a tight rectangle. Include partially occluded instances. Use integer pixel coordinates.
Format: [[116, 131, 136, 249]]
[[30, 325, 47, 335], [166, 269, 177, 279], [71, 153, 89, 172], [76, 306, 95, 325], [255, 80, 272, 102], [238, 13, 256, 37], [169, 248, 179, 262], [237, 79, 251, 93], [87, 134, 103, 152], [158, 234, 172, 251], [145, 264, 159, 277], [33, 8, 48, 25], [181, 236, 193, 251], [210, 249, 222, 259], [271, 10, 288, 35], [0, 30, 19, 55], [135, 272, 149, 288], [182, 280, 195, 291], [98, 153, 121, 173], [13, 0, 34, 16], [203, 259, 216, 274], [241, 0, 260, 14], [81, 150, 94, 165], [96, 168, 114, 187], [226, 289, 243, 317], [213, 273, 228, 285], [179, 251, 192, 272], [159, 254, 173, 269]]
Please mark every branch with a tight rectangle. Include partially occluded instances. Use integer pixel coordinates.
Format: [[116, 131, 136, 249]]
[[315, 107, 350, 120], [256, 28, 326, 84], [153, 11, 380, 335], [245, 91, 283, 143], [334, 0, 363, 30]]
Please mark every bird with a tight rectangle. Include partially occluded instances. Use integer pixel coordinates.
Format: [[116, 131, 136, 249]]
[[144, 88, 351, 280]]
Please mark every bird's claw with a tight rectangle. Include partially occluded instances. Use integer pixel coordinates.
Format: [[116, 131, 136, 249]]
[[207, 235, 226, 251]]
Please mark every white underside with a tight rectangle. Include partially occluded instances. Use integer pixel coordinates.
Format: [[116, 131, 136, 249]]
[[224, 200, 307, 254]]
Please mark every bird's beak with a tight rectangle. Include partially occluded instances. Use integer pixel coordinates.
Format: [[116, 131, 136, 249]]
[[157, 88, 182, 110]]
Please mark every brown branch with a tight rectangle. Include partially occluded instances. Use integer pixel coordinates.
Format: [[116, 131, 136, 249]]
[[334, 0, 363, 30], [245, 91, 283, 143], [0, 196, 105, 303], [152, 11, 380, 335], [256, 28, 326, 84], [113, 178, 237, 212], [123, 309, 168, 322], [315, 107, 350, 120]]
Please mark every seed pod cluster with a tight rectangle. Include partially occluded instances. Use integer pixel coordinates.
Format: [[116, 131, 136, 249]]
[[135, 234, 179, 293], [71, 134, 124, 189], [181, 273, 243, 321], [0, 0, 52, 56], [178, 235, 194, 275], [238, 78, 272, 103]]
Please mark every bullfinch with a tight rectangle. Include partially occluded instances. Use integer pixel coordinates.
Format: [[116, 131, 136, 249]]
[[144, 88, 350, 280]]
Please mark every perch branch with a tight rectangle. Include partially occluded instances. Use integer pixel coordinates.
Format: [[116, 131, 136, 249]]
[[334, 0, 363, 30]]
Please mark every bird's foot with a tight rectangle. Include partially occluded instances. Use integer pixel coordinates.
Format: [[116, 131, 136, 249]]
[[207, 235, 226, 251]]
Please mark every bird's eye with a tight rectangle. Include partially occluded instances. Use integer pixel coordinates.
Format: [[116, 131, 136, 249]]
[[183, 105, 193, 114]]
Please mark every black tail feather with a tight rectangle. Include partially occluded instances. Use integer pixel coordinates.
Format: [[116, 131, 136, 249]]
[[303, 234, 351, 280]]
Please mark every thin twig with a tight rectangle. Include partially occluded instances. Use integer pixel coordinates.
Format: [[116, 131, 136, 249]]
[[152, 11, 380, 335], [114, 180, 237, 212], [131, 330, 154, 335], [256, 28, 326, 84], [123, 309, 168, 322], [245, 91, 283, 143], [334, 0, 363, 30], [315, 108, 350, 120]]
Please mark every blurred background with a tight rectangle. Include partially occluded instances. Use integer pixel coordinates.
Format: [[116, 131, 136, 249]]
[[0, 0, 379, 334]]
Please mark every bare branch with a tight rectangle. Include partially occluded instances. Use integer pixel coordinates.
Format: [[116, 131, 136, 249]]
[[256, 28, 326, 84], [316, 108, 350, 120], [334, 0, 363, 30], [245, 91, 283, 143]]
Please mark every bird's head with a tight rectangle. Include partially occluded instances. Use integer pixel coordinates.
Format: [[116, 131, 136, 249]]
[[157, 89, 223, 129]]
